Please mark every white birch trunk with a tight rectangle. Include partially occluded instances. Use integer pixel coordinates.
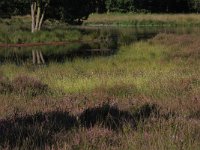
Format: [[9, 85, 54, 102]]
[[35, 6, 41, 31], [38, 9, 45, 31], [31, 3, 35, 33], [31, 1, 48, 33]]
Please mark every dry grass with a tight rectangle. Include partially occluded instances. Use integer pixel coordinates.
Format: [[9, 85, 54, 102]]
[[152, 33, 200, 59], [85, 13, 200, 26]]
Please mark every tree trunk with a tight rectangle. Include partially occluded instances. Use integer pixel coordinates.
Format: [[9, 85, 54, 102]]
[[32, 50, 36, 64], [36, 50, 41, 64], [31, 2, 48, 33], [31, 2, 36, 33], [35, 6, 41, 31], [39, 51, 45, 64], [32, 50, 45, 65], [38, 13, 44, 31]]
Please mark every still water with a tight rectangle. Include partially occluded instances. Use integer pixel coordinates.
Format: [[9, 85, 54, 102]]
[[1, 26, 200, 64]]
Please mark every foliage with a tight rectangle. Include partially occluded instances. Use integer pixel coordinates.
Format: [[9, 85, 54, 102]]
[[1, 0, 200, 22], [105, 0, 136, 12], [46, 0, 94, 24], [0, 0, 95, 24], [0, 1, 12, 18], [189, 0, 200, 13], [95, 0, 200, 13]]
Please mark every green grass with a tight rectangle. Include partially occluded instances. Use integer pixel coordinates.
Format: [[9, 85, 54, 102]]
[[2, 13, 200, 45], [2, 38, 198, 98], [0, 17, 85, 44], [0, 29, 82, 44], [0, 32, 200, 149], [84, 13, 200, 27]]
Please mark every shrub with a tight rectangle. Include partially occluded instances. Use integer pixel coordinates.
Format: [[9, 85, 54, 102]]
[[12, 75, 48, 96], [0, 75, 12, 94]]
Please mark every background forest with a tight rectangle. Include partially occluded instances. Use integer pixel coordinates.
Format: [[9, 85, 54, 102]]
[[1, 0, 200, 21]]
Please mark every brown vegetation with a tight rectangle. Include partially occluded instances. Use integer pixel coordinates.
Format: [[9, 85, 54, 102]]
[[12, 75, 48, 96], [152, 33, 200, 59], [0, 32, 199, 149], [0, 103, 158, 149], [0, 74, 48, 96], [0, 75, 12, 94]]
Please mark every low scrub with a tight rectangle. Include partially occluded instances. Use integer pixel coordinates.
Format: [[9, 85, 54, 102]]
[[0, 103, 159, 149], [93, 83, 138, 97], [12, 75, 48, 96], [152, 33, 200, 59], [0, 75, 12, 94], [0, 74, 48, 97]]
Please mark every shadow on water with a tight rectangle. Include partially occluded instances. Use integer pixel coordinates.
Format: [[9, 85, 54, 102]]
[[1, 26, 200, 64], [0, 27, 157, 64], [0, 103, 158, 148], [0, 44, 117, 64]]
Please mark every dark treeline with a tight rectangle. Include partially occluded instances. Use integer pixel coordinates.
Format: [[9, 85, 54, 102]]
[[0, 0, 97, 23], [0, 0, 200, 22], [99, 0, 200, 13]]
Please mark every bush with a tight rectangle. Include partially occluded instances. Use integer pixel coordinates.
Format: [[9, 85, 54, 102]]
[[0, 75, 12, 94], [12, 75, 48, 96]]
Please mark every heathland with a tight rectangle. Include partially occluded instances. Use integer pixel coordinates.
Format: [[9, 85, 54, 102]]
[[0, 14, 200, 149]]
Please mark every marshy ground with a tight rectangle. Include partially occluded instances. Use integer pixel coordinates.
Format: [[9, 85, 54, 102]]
[[0, 16, 200, 149]]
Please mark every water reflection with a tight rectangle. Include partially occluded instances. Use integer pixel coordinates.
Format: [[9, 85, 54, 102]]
[[1, 26, 200, 64]]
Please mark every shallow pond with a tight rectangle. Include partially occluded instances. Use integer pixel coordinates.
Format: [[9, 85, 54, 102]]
[[1, 26, 200, 64]]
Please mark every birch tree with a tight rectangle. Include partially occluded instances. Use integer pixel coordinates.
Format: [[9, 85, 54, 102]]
[[31, 0, 49, 33]]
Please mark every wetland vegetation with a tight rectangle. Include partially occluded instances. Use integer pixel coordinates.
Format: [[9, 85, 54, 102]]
[[1, 22, 200, 149], [0, 0, 200, 149]]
